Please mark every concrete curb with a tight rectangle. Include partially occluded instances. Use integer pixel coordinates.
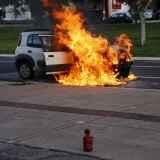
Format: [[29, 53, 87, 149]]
[[0, 54, 15, 57], [134, 57, 160, 60], [0, 81, 12, 85], [0, 54, 160, 61]]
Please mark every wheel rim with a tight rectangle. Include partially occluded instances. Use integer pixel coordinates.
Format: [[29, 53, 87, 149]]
[[19, 64, 31, 79]]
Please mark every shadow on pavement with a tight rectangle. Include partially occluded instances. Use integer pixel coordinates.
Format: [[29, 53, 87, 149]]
[[0, 141, 106, 160], [0, 72, 58, 85], [0, 72, 160, 90]]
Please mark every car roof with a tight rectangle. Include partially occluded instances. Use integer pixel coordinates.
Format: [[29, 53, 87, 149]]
[[23, 29, 51, 32], [21, 29, 52, 36]]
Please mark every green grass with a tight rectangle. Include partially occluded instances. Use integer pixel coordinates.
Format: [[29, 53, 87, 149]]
[[0, 23, 160, 56], [94, 23, 160, 57], [0, 27, 20, 53]]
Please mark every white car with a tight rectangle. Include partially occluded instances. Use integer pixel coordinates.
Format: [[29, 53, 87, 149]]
[[144, 9, 153, 19], [15, 29, 73, 79]]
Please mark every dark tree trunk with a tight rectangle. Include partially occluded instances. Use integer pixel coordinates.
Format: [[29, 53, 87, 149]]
[[28, 0, 51, 28], [139, 11, 146, 47]]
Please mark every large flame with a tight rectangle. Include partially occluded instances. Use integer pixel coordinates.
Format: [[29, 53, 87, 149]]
[[42, 1, 136, 86]]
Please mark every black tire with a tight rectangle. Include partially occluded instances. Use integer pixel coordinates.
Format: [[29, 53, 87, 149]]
[[17, 62, 33, 80]]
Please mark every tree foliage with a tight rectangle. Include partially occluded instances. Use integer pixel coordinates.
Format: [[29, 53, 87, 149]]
[[119, 0, 152, 46]]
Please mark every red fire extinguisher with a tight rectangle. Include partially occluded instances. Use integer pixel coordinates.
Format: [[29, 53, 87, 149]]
[[83, 129, 93, 152]]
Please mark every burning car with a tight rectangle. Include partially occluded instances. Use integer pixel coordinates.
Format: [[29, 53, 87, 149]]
[[40, 0, 136, 86], [16, 0, 136, 85]]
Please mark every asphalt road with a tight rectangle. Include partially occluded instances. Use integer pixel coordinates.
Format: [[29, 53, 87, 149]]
[[0, 56, 160, 89], [129, 60, 160, 89], [0, 56, 16, 74]]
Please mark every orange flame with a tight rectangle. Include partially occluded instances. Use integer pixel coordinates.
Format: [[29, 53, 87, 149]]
[[42, 1, 136, 86]]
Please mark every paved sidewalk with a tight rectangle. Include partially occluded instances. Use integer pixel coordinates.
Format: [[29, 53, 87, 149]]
[[0, 141, 106, 160], [0, 81, 160, 160], [0, 106, 160, 160], [0, 82, 160, 116]]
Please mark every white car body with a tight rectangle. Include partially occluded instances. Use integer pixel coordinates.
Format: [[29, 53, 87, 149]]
[[15, 29, 73, 79]]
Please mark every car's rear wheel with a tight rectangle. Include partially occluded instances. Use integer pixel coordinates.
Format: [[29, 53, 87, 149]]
[[18, 62, 33, 80]]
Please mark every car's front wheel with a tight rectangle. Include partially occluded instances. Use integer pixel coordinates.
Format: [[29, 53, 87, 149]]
[[17, 62, 33, 80]]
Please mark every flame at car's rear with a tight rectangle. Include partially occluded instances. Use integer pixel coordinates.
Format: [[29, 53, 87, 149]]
[[42, 1, 136, 86]]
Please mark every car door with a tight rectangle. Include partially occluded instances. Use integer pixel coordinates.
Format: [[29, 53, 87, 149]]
[[26, 34, 44, 65], [43, 51, 73, 73]]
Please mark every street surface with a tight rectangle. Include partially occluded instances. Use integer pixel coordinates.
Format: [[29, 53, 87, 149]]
[[0, 55, 160, 160], [0, 56, 16, 74], [0, 141, 104, 160], [0, 56, 160, 89]]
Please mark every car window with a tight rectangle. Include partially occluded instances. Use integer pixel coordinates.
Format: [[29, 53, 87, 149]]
[[111, 14, 117, 18], [39, 35, 70, 52], [27, 35, 32, 45], [17, 34, 22, 46], [119, 14, 124, 17], [27, 34, 42, 48], [40, 35, 52, 52]]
